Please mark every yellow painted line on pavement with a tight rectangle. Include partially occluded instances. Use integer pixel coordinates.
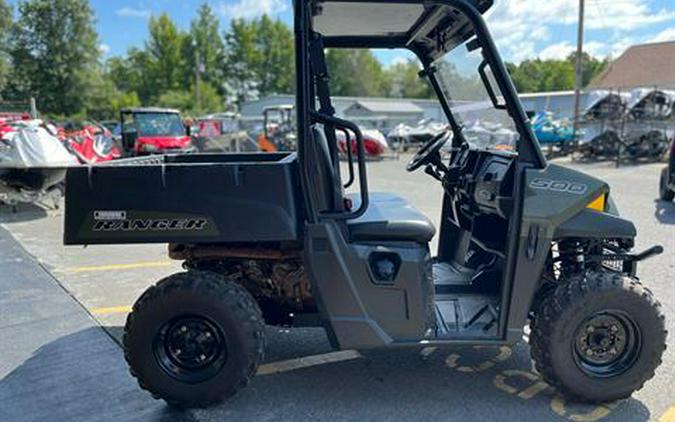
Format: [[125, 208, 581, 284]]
[[661, 407, 675, 422], [257, 350, 363, 375], [66, 261, 172, 273], [91, 305, 132, 315], [551, 395, 618, 422]]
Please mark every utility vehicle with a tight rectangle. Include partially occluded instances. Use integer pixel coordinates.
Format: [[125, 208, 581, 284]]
[[120, 107, 194, 156], [258, 104, 297, 152], [64, 0, 666, 408]]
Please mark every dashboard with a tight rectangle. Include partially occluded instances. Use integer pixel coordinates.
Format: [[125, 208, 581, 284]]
[[451, 149, 515, 220]]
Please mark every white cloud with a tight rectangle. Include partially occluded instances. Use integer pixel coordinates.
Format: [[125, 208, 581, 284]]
[[510, 41, 536, 63], [487, 0, 675, 62], [538, 41, 575, 60], [99, 44, 110, 55], [219, 0, 288, 19], [115, 7, 151, 19], [649, 28, 675, 44], [583, 41, 606, 57], [491, 0, 675, 31]]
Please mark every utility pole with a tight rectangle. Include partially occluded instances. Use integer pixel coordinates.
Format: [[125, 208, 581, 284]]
[[572, 0, 585, 142]]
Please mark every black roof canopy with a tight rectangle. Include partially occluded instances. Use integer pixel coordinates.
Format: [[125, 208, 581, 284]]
[[311, 0, 494, 62]]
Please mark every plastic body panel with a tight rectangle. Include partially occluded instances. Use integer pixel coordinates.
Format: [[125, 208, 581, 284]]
[[64, 153, 302, 245], [304, 222, 433, 349]]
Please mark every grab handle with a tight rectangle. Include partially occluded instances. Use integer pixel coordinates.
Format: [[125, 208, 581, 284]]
[[310, 111, 368, 220]]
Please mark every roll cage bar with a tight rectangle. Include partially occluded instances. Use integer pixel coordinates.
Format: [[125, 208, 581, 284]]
[[295, 0, 546, 222]]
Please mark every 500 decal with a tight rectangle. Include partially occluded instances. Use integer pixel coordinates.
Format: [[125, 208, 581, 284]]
[[529, 178, 588, 195]]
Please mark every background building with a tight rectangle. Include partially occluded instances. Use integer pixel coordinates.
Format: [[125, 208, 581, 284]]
[[590, 41, 675, 90]]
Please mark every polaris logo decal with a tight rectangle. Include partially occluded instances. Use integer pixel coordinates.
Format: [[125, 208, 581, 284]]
[[94, 210, 127, 221], [530, 179, 588, 195], [93, 218, 208, 232]]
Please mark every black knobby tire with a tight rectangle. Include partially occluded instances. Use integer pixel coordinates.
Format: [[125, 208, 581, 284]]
[[530, 270, 666, 403], [123, 271, 265, 408], [660, 168, 674, 201]]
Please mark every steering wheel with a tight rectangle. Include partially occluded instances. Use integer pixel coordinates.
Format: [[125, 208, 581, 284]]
[[406, 130, 450, 172]]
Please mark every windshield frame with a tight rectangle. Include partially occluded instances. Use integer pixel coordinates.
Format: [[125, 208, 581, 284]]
[[420, 48, 517, 152], [420, 47, 543, 166], [415, 16, 545, 167], [317, 0, 546, 168]]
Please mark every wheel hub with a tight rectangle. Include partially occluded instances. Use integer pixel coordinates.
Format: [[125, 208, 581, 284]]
[[573, 311, 641, 378], [154, 315, 228, 383]]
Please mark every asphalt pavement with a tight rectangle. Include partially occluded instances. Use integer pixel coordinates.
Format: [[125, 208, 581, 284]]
[[0, 155, 673, 421]]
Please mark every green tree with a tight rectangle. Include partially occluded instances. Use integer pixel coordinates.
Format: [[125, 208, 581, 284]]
[[0, 0, 12, 96], [157, 81, 221, 115], [506, 54, 608, 93], [567, 52, 609, 87], [223, 15, 294, 105], [186, 3, 225, 94], [146, 13, 188, 94], [255, 15, 294, 96], [223, 18, 259, 105], [385, 59, 433, 98], [7, 0, 101, 115], [109, 90, 141, 115], [104, 49, 156, 103], [325, 49, 387, 97], [506, 59, 574, 93]]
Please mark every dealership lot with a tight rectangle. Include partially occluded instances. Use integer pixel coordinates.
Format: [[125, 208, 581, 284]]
[[1, 156, 674, 422]]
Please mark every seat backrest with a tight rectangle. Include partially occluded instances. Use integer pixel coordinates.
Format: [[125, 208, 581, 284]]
[[307, 124, 344, 213]]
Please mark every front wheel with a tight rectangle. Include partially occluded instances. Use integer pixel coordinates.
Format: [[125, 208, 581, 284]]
[[123, 271, 265, 408], [530, 270, 666, 402]]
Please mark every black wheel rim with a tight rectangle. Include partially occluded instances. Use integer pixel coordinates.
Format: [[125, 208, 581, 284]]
[[572, 310, 641, 378], [153, 315, 228, 383]]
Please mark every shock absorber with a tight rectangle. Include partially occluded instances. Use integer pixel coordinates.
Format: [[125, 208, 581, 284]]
[[557, 239, 586, 278]]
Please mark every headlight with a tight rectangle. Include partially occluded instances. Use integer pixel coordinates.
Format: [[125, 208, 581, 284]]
[[586, 192, 607, 212]]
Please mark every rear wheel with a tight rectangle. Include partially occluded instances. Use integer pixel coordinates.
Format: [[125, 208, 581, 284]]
[[124, 271, 265, 408], [660, 168, 674, 201], [530, 270, 666, 402]]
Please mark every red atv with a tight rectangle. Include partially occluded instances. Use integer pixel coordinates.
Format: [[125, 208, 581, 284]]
[[120, 107, 194, 156]]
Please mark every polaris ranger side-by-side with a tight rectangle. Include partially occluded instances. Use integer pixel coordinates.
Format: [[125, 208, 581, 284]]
[[64, 0, 666, 408]]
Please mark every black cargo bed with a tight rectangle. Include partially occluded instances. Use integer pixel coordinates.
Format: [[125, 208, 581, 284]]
[[64, 152, 302, 245]]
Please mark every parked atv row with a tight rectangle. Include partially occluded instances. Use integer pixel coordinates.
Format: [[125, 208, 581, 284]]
[[578, 88, 674, 162]]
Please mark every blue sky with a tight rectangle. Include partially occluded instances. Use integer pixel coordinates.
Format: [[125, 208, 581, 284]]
[[9, 0, 675, 64]]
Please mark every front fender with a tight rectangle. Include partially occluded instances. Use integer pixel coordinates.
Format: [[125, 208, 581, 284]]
[[554, 208, 636, 240]]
